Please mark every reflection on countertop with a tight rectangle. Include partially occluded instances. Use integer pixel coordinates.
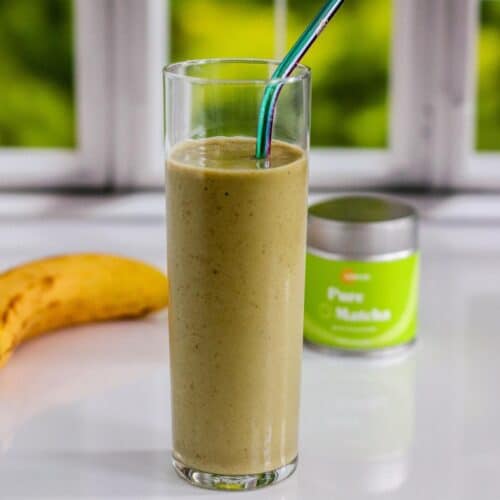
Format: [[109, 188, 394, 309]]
[[300, 349, 416, 497], [0, 313, 168, 453]]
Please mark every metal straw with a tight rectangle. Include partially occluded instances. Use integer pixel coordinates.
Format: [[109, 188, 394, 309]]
[[255, 0, 345, 161]]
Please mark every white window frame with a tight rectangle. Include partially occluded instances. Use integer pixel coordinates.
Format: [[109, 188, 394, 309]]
[[0, 0, 497, 190], [390, 0, 500, 191]]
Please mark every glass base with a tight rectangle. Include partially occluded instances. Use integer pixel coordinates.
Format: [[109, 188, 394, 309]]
[[172, 455, 298, 491]]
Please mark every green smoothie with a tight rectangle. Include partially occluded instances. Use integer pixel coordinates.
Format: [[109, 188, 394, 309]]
[[167, 137, 307, 475]]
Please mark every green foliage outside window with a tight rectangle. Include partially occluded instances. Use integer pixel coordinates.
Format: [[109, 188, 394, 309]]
[[477, 1, 500, 151], [0, 0, 497, 151], [171, 0, 391, 148], [0, 0, 75, 148]]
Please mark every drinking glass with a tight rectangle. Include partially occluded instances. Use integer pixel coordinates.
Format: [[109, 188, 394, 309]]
[[164, 59, 310, 490]]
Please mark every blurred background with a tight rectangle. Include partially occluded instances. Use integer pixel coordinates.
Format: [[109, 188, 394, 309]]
[[0, 0, 498, 153]]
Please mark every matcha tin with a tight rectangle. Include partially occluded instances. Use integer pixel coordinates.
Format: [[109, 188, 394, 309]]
[[304, 195, 419, 355]]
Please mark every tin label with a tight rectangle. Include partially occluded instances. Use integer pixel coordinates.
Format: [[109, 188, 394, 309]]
[[304, 252, 419, 350]]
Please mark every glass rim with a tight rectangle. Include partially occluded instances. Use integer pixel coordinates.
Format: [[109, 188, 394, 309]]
[[163, 58, 311, 85]]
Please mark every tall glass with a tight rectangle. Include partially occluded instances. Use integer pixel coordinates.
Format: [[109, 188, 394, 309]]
[[164, 59, 310, 490]]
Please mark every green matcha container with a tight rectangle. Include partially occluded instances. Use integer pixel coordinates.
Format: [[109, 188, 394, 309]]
[[304, 195, 419, 355]]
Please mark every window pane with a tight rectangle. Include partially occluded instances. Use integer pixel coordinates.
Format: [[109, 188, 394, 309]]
[[0, 0, 75, 148], [288, 0, 392, 148], [476, 0, 500, 151], [170, 0, 275, 61], [170, 0, 392, 149]]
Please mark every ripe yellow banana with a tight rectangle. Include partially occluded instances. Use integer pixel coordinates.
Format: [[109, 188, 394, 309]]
[[0, 254, 168, 368]]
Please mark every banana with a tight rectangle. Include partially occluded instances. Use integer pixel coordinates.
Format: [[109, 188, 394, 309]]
[[0, 254, 168, 368]]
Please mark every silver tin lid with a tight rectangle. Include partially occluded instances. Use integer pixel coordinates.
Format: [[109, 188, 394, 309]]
[[308, 195, 418, 257]]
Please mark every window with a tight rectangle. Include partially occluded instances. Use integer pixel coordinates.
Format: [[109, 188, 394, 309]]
[[0, 0, 75, 148], [288, 0, 392, 149], [169, 0, 393, 188], [0, 0, 498, 190], [170, 0, 392, 149], [454, 0, 500, 190], [170, 0, 275, 60], [0, 0, 112, 188]]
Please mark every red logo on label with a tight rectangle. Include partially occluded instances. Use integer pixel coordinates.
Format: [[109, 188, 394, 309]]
[[341, 269, 355, 284]]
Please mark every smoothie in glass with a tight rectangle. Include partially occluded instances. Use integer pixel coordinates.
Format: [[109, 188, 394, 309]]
[[167, 137, 307, 476]]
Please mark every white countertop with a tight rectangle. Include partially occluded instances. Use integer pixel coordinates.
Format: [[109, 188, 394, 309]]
[[1, 194, 499, 500]]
